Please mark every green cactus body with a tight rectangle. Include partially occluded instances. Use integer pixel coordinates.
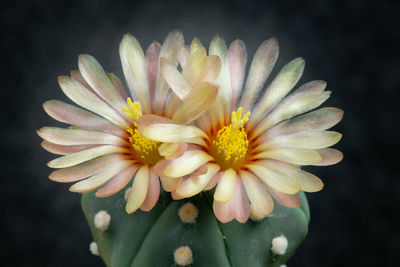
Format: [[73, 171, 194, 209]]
[[82, 188, 309, 267]]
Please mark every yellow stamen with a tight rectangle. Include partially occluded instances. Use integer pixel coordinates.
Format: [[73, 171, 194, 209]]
[[212, 107, 251, 169], [121, 97, 142, 120], [122, 98, 161, 164]]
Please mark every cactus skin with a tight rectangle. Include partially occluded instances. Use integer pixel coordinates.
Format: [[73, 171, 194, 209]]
[[82, 188, 309, 267]]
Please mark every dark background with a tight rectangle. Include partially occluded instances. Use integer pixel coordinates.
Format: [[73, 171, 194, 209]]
[[1, 0, 398, 266]]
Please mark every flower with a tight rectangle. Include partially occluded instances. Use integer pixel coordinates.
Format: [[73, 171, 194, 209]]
[[38, 30, 221, 214], [141, 35, 343, 222]]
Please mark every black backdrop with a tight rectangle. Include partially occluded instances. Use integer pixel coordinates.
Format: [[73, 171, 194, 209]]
[[1, 0, 398, 266]]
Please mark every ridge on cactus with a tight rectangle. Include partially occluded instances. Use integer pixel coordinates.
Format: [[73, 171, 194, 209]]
[[37, 30, 343, 267]]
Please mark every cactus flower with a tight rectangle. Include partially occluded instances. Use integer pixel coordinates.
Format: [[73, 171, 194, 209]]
[[37, 30, 221, 214], [140, 35, 343, 223]]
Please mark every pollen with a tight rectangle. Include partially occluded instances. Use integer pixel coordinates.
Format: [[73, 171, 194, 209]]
[[122, 98, 162, 165], [212, 107, 250, 169]]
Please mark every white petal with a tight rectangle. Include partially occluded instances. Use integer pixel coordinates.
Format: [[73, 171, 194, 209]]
[[214, 169, 237, 202], [126, 165, 149, 213], [69, 160, 133, 193], [120, 34, 151, 113], [48, 145, 129, 168], [240, 38, 279, 112], [248, 57, 305, 130], [58, 76, 129, 128]]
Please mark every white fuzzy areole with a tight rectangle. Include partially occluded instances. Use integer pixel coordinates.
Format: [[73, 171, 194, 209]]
[[271, 235, 288, 255], [94, 210, 111, 231], [174, 246, 193, 266], [178, 202, 199, 223], [89, 241, 99, 256]]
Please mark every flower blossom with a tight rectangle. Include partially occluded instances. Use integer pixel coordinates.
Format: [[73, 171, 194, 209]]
[[140, 35, 343, 222], [38, 30, 221, 214]]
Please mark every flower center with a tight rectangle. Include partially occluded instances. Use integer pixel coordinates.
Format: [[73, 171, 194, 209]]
[[211, 107, 251, 170], [122, 98, 162, 165]]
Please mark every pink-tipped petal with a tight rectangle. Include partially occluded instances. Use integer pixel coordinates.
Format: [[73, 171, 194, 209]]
[[227, 39, 247, 108], [213, 178, 250, 223], [172, 82, 219, 124], [95, 164, 139, 198], [176, 164, 220, 197], [43, 100, 125, 137], [214, 169, 237, 202], [204, 172, 221, 190], [201, 55, 222, 83], [69, 160, 133, 193], [146, 41, 162, 110], [41, 141, 100, 155], [240, 171, 274, 218], [126, 165, 149, 213], [158, 142, 188, 160], [160, 176, 181, 192], [154, 30, 184, 114], [178, 44, 189, 68], [160, 57, 191, 99], [171, 190, 185, 200], [250, 81, 331, 139], [120, 34, 151, 113], [240, 37, 279, 112], [37, 127, 128, 146], [264, 184, 300, 208], [58, 76, 129, 128], [78, 54, 126, 112], [108, 72, 129, 100], [49, 154, 126, 182], [140, 170, 160, 211], [153, 150, 213, 178], [313, 148, 343, 166], [248, 57, 305, 130]]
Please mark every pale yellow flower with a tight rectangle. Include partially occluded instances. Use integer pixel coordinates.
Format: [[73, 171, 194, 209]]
[[38, 30, 221, 214], [140, 35, 343, 222]]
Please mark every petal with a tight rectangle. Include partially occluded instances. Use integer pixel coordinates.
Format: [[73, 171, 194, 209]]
[[200, 55, 221, 83], [313, 148, 343, 166], [214, 169, 237, 202], [250, 81, 331, 139], [49, 154, 125, 182], [254, 130, 342, 151], [154, 30, 184, 114], [227, 39, 247, 108], [140, 170, 160, 211], [120, 34, 151, 113], [261, 107, 344, 138], [43, 100, 125, 137], [204, 172, 221, 190], [137, 114, 208, 145], [58, 76, 129, 128], [108, 72, 129, 100], [240, 37, 279, 112], [126, 165, 149, 213], [158, 142, 188, 160], [209, 34, 232, 124], [296, 170, 324, 192], [69, 160, 133, 193], [78, 54, 126, 112], [47, 145, 129, 168], [178, 44, 189, 68], [172, 82, 218, 124], [264, 184, 300, 208], [153, 150, 213, 178], [146, 41, 162, 106], [248, 57, 305, 130], [213, 178, 250, 223], [251, 148, 322, 165], [240, 171, 274, 218], [41, 141, 99, 155], [160, 57, 191, 99], [246, 161, 301, 194], [182, 40, 207, 85], [176, 163, 220, 197], [37, 127, 128, 146], [95, 164, 139, 197], [160, 176, 182, 192]]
